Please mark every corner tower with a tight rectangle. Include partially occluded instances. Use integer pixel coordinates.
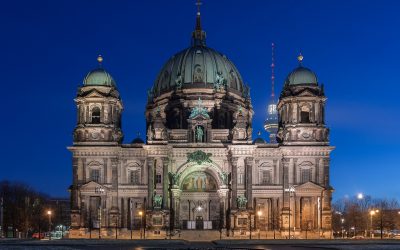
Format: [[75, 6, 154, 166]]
[[277, 54, 329, 145], [73, 56, 123, 145]]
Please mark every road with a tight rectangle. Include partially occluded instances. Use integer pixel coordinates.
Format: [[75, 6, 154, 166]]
[[1, 239, 400, 250]]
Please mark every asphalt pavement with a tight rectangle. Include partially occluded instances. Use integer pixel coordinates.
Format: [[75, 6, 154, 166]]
[[1, 239, 400, 250]]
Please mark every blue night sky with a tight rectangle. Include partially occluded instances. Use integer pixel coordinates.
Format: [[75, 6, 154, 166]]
[[1, 0, 399, 200]]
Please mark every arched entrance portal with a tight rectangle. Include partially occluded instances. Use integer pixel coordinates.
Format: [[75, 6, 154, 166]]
[[179, 171, 221, 230]]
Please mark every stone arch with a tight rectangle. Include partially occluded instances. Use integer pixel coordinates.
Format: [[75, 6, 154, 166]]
[[176, 161, 225, 188]]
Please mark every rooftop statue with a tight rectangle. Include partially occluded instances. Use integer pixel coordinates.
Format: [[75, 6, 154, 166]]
[[189, 98, 210, 119]]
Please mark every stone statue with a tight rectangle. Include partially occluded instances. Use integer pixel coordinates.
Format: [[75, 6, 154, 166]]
[[153, 194, 162, 209], [218, 171, 228, 185], [237, 195, 247, 209], [195, 126, 204, 142], [147, 124, 153, 140], [214, 72, 225, 91], [189, 98, 210, 119], [168, 172, 181, 186], [175, 74, 183, 90]]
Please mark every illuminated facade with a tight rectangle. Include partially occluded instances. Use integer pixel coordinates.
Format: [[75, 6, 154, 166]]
[[68, 6, 334, 239]]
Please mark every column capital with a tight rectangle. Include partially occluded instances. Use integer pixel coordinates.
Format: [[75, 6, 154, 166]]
[[217, 188, 229, 199], [171, 188, 182, 199], [244, 157, 254, 165]]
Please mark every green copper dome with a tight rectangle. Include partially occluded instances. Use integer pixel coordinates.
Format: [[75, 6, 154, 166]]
[[83, 68, 116, 87], [285, 66, 318, 85], [152, 46, 244, 97]]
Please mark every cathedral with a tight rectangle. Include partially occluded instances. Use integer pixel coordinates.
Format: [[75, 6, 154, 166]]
[[68, 5, 334, 239]]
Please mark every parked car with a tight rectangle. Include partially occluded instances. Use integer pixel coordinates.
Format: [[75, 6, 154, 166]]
[[351, 235, 365, 239], [32, 232, 45, 239]]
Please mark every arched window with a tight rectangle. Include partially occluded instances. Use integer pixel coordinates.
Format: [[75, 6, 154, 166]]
[[90, 169, 100, 183], [300, 106, 311, 123], [91, 107, 101, 124], [300, 168, 312, 183], [261, 170, 272, 185], [129, 170, 140, 185]]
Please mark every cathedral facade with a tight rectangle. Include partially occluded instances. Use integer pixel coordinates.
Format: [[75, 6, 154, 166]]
[[68, 8, 334, 239]]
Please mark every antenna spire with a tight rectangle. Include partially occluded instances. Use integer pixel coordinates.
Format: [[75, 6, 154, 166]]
[[270, 43, 275, 99]]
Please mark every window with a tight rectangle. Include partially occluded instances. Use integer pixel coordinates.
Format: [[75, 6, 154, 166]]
[[238, 173, 244, 185], [261, 170, 272, 185], [91, 107, 101, 124], [156, 174, 162, 184], [129, 170, 140, 185], [238, 218, 247, 226], [91, 169, 100, 182], [300, 168, 312, 183], [300, 111, 310, 123]]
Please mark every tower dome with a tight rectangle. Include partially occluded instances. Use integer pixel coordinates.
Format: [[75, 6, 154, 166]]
[[83, 55, 116, 87], [284, 54, 318, 86]]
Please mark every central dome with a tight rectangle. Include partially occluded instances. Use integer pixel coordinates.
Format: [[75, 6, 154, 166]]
[[152, 45, 244, 97]]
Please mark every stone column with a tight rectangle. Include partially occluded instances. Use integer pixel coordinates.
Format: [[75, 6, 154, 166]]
[[162, 157, 169, 209], [230, 157, 238, 209], [82, 158, 87, 183], [293, 158, 298, 185], [103, 158, 108, 184], [147, 158, 155, 208], [71, 158, 79, 210], [295, 196, 301, 229], [323, 158, 330, 187], [171, 188, 181, 228], [245, 157, 253, 209], [218, 188, 229, 229]]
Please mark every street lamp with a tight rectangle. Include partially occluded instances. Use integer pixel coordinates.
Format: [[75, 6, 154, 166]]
[[356, 193, 364, 237], [139, 211, 143, 239], [95, 187, 105, 239], [47, 210, 52, 240], [370, 210, 378, 238], [375, 208, 383, 239], [341, 218, 345, 238], [257, 210, 262, 239], [285, 186, 295, 239]]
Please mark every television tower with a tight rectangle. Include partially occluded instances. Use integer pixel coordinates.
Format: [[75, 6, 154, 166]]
[[264, 42, 279, 143]]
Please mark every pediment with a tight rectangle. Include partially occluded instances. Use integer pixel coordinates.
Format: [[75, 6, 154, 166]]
[[85, 89, 107, 98], [190, 114, 209, 120], [295, 181, 324, 191], [80, 181, 107, 192], [297, 89, 316, 97]]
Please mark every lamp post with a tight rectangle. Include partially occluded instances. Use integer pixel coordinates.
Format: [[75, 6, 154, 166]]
[[95, 187, 105, 239], [249, 212, 252, 240], [341, 218, 345, 239], [370, 210, 378, 238], [285, 186, 295, 239], [130, 200, 133, 240], [257, 210, 262, 239], [139, 211, 143, 239], [356, 193, 364, 237], [47, 210, 52, 240], [376, 208, 383, 239]]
